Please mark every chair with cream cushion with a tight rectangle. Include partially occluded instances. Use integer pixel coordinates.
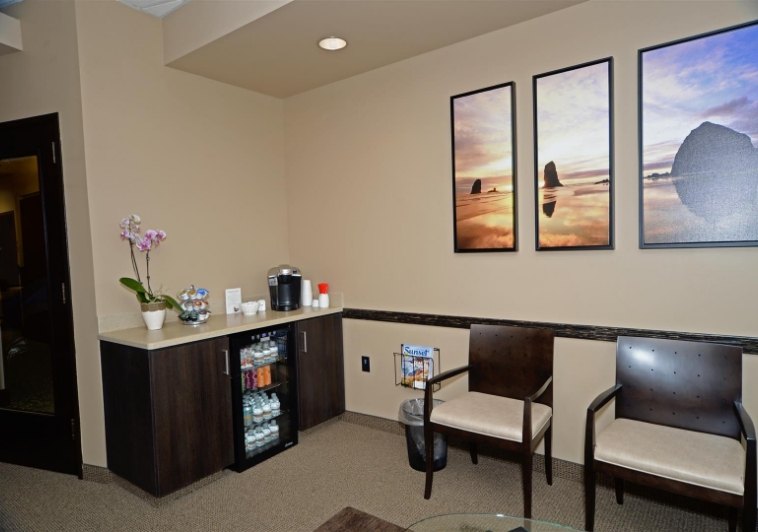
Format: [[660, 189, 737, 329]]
[[423, 324, 554, 519], [585, 336, 756, 532]]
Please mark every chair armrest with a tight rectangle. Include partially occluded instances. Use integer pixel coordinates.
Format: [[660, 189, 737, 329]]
[[426, 364, 470, 388], [587, 383, 622, 414], [522, 376, 553, 444], [585, 384, 622, 469], [735, 401, 757, 517], [526, 376, 553, 403], [423, 364, 471, 423], [735, 401, 757, 442]]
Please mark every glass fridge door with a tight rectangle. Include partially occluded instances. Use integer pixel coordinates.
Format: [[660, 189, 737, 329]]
[[230, 324, 298, 472]]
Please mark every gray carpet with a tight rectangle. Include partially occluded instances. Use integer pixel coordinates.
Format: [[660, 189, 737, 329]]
[[0, 417, 736, 531]]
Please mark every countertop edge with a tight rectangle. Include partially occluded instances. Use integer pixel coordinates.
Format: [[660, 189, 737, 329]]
[[98, 307, 343, 350]]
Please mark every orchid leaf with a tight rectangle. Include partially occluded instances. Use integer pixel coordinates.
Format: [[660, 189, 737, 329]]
[[161, 295, 182, 311], [119, 277, 149, 304]]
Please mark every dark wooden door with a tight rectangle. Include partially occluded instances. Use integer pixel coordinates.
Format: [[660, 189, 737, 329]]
[[151, 336, 234, 495], [101, 337, 234, 497], [296, 314, 345, 430], [0, 114, 80, 477], [0, 212, 19, 289]]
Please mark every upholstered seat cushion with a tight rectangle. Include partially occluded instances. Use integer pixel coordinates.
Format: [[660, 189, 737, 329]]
[[429, 391, 552, 442], [595, 418, 745, 495]]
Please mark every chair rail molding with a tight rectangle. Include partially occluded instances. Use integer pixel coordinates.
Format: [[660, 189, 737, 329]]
[[342, 309, 758, 355]]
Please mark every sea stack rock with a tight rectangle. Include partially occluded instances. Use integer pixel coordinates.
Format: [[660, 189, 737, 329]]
[[543, 161, 563, 188], [671, 121, 758, 221], [470, 179, 482, 194]]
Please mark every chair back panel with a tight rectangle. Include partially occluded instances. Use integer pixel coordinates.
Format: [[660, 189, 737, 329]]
[[616, 336, 742, 438], [468, 324, 554, 406]]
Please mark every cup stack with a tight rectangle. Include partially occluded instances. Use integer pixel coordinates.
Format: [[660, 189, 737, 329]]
[[301, 279, 313, 307]]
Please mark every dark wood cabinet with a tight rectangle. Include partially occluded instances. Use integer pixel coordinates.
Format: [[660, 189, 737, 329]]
[[100, 336, 233, 497], [295, 313, 345, 429]]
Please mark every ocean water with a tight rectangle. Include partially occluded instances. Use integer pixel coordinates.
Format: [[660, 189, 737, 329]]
[[455, 190, 514, 250], [537, 179, 611, 248], [643, 177, 758, 244]]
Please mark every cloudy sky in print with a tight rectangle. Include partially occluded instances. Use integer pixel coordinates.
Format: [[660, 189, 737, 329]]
[[535, 61, 610, 184], [453, 85, 513, 182], [642, 22, 758, 175]]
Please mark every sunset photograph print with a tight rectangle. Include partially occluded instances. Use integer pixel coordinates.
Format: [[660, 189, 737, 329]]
[[534, 58, 613, 250], [640, 21, 758, 247], [451, 82, 516, 252]]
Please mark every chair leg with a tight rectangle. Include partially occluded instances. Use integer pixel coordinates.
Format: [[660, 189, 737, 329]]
[[727, 507, 737, 532], [521, 453, 533, 519], [423, 426, 434, 499], [614, 478, 624, 505], [469, 442, 478, 465], [744, 500, 756, 532], [584, 464, 596, 532], [545, 425, 553, 486]]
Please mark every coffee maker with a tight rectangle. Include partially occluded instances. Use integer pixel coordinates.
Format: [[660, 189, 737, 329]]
[[267, 265, 302, 311]]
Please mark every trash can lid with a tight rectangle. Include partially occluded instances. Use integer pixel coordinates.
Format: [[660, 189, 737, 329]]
[[398, 398, 444, 425]]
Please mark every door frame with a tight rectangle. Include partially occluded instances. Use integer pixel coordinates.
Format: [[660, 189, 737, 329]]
[[0, 113, 81, 477]]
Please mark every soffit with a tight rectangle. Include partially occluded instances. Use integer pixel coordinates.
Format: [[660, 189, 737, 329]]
[[166, 0, 587, 98]]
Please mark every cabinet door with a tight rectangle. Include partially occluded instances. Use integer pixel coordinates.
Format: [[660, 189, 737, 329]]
[[296, 314, 345, 430], [151, 336, 234, 495]]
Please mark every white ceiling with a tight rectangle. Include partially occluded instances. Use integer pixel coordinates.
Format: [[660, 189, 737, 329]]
[[119, 0, 190, 18], [165, 0, 587, 98]]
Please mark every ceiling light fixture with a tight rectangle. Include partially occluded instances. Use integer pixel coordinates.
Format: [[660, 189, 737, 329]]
[[318, 36, 348, 51]]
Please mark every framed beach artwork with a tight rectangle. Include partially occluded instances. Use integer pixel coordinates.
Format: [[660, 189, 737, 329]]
[[533, 57, 614, 250], [451, 82, 517, 252], [640, 21, 758, 248]]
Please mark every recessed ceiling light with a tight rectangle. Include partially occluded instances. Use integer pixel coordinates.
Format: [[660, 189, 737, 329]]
[[318, 36, 348, 51]]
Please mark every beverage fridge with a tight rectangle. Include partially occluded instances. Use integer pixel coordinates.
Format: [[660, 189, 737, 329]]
[[229, 324, 298, 472]]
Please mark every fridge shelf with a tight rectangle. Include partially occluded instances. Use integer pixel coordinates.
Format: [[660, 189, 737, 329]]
[[245, 438, 283, 458], [250, 381, 283, 394]]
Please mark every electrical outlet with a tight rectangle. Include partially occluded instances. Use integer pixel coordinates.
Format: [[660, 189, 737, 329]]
[[361, 355, 370, 372]]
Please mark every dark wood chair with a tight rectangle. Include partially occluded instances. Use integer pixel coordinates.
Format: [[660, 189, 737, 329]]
[[423, 324, 554, 518], [585, 336, 756, 532]]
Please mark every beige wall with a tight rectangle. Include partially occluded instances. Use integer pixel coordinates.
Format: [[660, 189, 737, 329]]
[[75, 1, 290, 327], [0, 0, 102, 466], [285, 0, 758, 464], [73, 1, 291, 465], [2, 0, 757, 471]]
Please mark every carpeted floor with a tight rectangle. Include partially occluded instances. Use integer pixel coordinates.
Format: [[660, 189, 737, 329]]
[[0, 417, 740, 531]]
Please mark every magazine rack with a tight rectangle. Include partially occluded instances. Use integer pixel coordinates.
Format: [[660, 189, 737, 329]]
[[394, 348, 441, 391]]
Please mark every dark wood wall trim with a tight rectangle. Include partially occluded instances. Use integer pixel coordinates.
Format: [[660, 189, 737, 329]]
[[342, 308, 758, 355]]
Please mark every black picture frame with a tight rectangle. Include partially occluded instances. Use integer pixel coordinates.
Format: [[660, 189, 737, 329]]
[[533, 57, 614, 251], [450, 82, 517, 252], [639, 20, 758, 248]]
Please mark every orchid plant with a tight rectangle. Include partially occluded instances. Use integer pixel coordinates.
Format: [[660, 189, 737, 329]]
[[119, 214, 181, 311]]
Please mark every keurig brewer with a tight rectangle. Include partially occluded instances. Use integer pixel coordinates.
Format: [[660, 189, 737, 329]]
[[267, 265, 302, 311]]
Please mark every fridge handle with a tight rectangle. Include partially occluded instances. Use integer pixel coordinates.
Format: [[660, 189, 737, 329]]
[[301, 331, 307, 353], [223, 349, 230, 375]]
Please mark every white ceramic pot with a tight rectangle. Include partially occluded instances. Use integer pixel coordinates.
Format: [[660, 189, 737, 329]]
[[141, 302, 167, 330]]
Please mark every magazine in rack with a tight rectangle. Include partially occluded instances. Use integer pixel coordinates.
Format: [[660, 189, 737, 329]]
[[400, 344, 435, 390]]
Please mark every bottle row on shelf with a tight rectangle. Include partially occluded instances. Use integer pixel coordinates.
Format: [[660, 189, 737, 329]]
[[242, 364, 276, 390], [245, 420, 280, 453], [243, 390, 282, 427], [240, 335, 286, 370]]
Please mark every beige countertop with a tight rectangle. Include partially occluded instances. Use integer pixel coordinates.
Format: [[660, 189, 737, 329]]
[[98, 306, 342, 350]]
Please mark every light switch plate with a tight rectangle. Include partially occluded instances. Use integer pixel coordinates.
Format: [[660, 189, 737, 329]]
[[225, 287, 241, 314]]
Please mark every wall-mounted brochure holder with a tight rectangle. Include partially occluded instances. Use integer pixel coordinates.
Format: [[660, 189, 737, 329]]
[[394, 344, 441, 391]]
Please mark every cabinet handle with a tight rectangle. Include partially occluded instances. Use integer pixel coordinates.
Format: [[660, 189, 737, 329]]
[[223, 349, 230, 375], [301, 331, 308, 353]]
